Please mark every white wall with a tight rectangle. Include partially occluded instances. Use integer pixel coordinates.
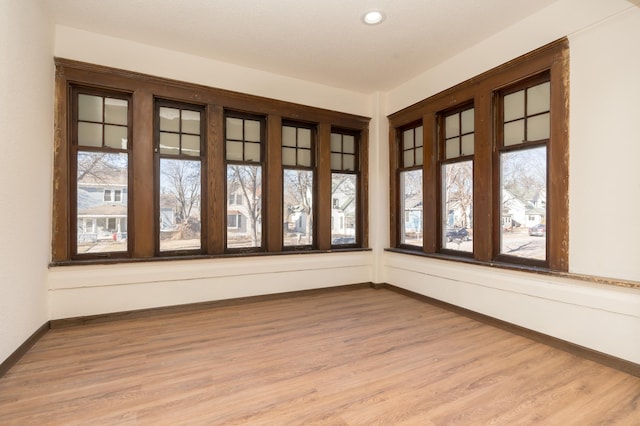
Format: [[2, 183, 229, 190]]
[[0, 0, 53, 364], [54, 26, 372, 118], [381, 0, 640, 364]]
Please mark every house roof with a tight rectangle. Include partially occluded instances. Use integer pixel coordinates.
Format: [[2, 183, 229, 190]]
[[78, 204, 127, 217], [48, 0, 561, 93]]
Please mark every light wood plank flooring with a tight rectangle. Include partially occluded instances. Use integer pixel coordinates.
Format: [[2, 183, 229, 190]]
[[0, 286, 638, 425]]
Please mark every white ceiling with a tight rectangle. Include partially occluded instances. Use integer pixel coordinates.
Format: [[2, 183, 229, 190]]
[[46, 0, 562, 93]]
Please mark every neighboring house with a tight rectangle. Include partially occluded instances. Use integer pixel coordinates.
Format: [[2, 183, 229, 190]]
[[77, 173, 128, 243], [331, 192, 356, 239], [227, 188, 260, 239], [403, 196, 423, 235], [502, 188, 546, 229]]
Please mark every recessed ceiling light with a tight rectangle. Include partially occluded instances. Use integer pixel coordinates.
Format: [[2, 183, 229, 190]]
[[362, 10, 385, 25]]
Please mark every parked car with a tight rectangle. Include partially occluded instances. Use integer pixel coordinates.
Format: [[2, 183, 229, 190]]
[[445, 227, 470, 242], [528, 223, 546, 236]]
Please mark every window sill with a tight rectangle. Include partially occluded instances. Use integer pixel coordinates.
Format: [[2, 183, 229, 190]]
[[384, 248, 640, 290], [49, 247, 372, 268]]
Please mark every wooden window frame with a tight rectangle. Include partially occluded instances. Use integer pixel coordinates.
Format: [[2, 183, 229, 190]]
[[388, 38, 569, 272], [52, 59, 370, 264], [330, 127, 362, 248]]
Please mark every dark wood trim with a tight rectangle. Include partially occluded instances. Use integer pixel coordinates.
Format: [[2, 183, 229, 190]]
[[317, 123, 332, 250], [387, 38, 569, 272], [0, 322, 49, 379], [374, 283, 640, 377], [53, 58, 370, 263]]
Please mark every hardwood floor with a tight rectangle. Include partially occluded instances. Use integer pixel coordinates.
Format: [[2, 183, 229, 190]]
[[0, 286, 638, 425]]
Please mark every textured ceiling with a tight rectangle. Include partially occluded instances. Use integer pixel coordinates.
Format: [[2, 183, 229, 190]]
[[46, 0, 561, 93]]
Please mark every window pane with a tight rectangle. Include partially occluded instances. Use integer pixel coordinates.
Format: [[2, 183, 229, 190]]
[[181, 134, 200, 156], [244, 120, 261, 142], [159, 132, 180, 155], [331, 173, 357, 245], [104, 125, 127, 149], [227, 165, 262, 249], [76, 152, 128, 254], [403, 129, 414, 150], [159, 159, 201, 252], [331, 133, 341, 152], [298, 149, 311, 167], [104, 98, 128, 125], [343, 135, 355, 153], [461, 108, 474, 134], [461, 134, 474, 156], [527, 113, 550, 141], [500, 146, 547, 261], [400, 169, 423, 247], [181, 110, 201, 134], [331, 153, 341, 170], [78, 122, 102, 147], [298, 128, 311, 148], [78, 94, 102, 122], [244, 142, 261, 162], [343, 154, 355, 171], [504, 119, 525, 146], [403, 149, 415, 168], [414, 126, 423, 148], [282, 147, 296, 166], [226, 117, 243, 140], [415, 147, 423, 166], [445, 137, 460, 159], [504, 90, 525, 121], [283, 169, 313, 246], [282, 126, 297, 147], [442, 161, 473, 252], [527, 82, 550, 115], [159, 107, 180, 132], [445, 114, 459, 138]]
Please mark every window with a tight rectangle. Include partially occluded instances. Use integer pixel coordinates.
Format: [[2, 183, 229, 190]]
[[440, 106, 474, 254], [398, 124, 423, 248], [225, 113, 264, 251], [52, 59, 369, 263], [282, 122, 315, 248], [156, 101, 204, 254], [330, 130, 360, 246], [388, 39, 568, 271], [498, 76, 550, 263], [73, 88, 130, 257]]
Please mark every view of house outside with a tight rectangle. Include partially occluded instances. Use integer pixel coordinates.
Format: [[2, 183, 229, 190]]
[[331, 173, 357, 245], [283, 169, 313, 246], [442, 160, 473, 252], [227, 165, 262, 249], [401, 169, 423, 247]]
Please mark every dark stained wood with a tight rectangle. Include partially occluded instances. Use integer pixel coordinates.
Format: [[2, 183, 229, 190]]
[[316, 123, 332, 250], [132, 89, 155, 258], [387, 38, 569, 272], [52, 58, 370, 263], [266, 114, 283, 252], [422, 112, 438, 253], [1, 286, 638, 424], [359, 128, 370, 248], [207, 104, 225, 254]]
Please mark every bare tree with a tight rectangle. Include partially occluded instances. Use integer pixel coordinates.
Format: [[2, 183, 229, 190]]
[[284, 169, 313, 244], [77, 152, 127, 183], [160, 159, 201, 224], [444, 161, 473, 228], [228, 165, 262, 245]]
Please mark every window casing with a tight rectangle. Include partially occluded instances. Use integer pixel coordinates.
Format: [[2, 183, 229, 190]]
[[72, 87, 131, 258], [330, 129, 360, 247], [155, 100, 205, 254], [282, 122, 316, 249], [388, 39, 569, 271], [398, 123, 424, 248], [225, 112, 265, 252], [52, 59, 370, 263], [440, 105, 474, 255]]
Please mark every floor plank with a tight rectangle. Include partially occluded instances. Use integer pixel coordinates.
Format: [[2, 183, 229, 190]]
[[0, 286, 638, 425]]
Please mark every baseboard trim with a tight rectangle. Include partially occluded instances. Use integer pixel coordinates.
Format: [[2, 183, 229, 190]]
[[374, 283, 640, 378], [50, 283, 372, 329], [0, 322, 50, 379]]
